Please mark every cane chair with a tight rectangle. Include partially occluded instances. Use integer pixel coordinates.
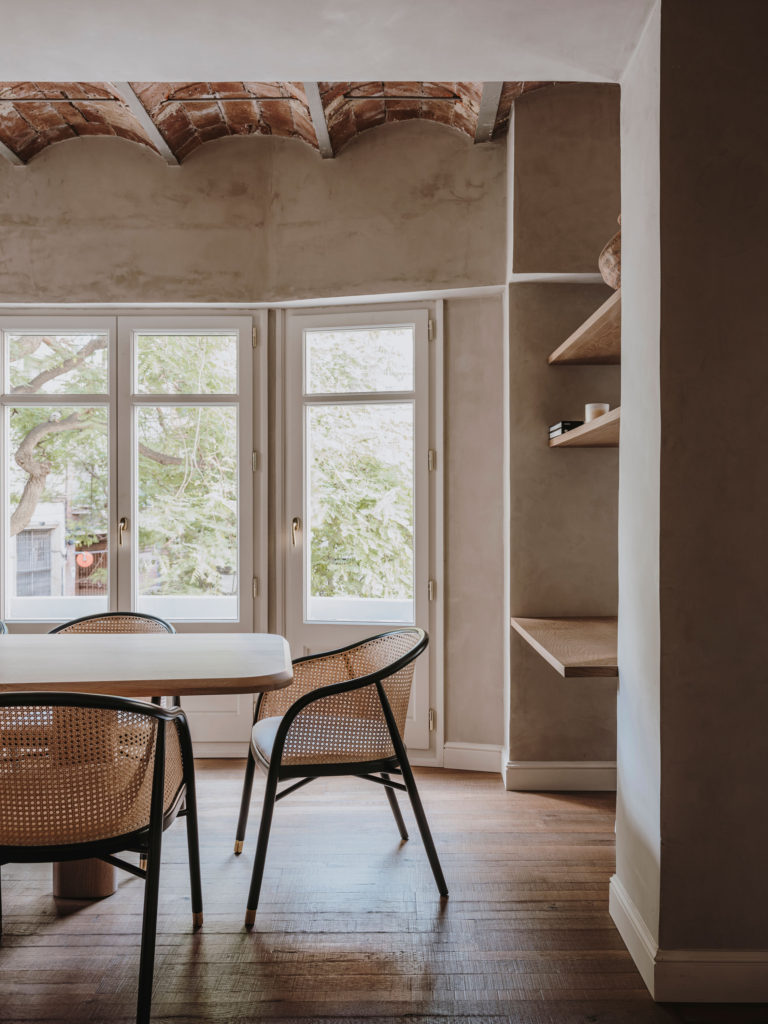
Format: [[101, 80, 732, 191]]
[[50, 612, 179, 706], [0, 693, 202, 1024], [0, 621, 6, 634], [234, 627, 447, 925]]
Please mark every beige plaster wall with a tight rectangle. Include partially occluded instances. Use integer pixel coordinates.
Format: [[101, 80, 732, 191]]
[[444, 295, 505, 746], [657, 0, 768, 950], [614, 0, 662, 943], [508, 282, 619, 762], [0, 120, 506, 303], [512, 84, 621, 274]]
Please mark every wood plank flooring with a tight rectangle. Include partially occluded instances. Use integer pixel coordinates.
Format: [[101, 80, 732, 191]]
[[0, 763, 764, 1023]]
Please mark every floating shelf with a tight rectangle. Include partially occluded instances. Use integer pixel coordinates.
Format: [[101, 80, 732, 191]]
[[511, 616, 618, 677], [548, 289, 621, 365], [550, 406, 620, 447]]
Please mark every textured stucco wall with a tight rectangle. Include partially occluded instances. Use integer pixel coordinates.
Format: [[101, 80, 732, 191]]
[[657, 0, 768, 951], [508, 282, 620, 762], [444, 295, 505, 746], [513, 83, 621, 273], [614, 0, 662, 947], [0, 119, 505, 303]]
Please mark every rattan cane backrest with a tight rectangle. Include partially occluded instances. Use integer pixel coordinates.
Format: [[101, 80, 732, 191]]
[[51, 612, 174, 635], [259, 630, 424, 766], [0, 703, 184, 847]]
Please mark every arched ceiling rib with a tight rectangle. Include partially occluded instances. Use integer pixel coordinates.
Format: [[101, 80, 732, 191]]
[[0, 81, 555, 164]]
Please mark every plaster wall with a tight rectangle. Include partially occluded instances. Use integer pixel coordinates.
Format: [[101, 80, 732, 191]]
[[614, 0, 662, 942], [512, 84, 620, 273], [657, 0, 768, 950], [0, 119, 505, 303], [508, 282, 619, 762], [443, 295, 505, 746]]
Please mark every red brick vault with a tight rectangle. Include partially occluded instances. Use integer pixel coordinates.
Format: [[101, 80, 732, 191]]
[[0, 81, 555, 164]]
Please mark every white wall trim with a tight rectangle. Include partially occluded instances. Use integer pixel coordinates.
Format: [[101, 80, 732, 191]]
[[610, 875, 768, 1002], [194, 742, 250, 759], [609, 875, 658, 995], [444, 742, 503, 773], [504, 760, 617, 790]]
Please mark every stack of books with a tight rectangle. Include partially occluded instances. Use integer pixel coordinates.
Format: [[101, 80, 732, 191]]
[[549, 420, 583, 440]]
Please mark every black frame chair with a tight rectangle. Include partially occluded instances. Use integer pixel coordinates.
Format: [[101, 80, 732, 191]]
[[0, 693, 202, 1024], [234, 628, 448, 926]]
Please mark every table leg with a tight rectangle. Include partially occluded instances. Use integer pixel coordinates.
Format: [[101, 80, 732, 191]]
[[53, 859, 117, 899]]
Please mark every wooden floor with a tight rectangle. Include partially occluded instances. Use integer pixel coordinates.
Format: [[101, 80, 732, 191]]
[[1, 763, 764, 1024]]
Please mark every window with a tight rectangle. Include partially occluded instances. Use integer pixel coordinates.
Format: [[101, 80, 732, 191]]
[[1, 317, 254, 627]]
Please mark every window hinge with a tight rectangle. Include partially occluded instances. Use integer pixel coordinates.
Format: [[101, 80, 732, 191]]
[[427, 578, 436, 601], [251, 450, 261, 472], [427, 449, 437, 472], [252, 577, 260, 599], [427, 319, 434, 341], [252, 325, 258, 348], [429, 707, 436, 732]]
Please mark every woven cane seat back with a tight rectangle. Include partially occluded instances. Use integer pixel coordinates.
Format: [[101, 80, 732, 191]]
[[258, 631, 422, 766], [53, 613, 173, 634], [0, 705, 184, 847]]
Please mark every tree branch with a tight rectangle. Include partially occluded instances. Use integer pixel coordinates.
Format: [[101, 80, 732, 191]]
[[138, 443, 184, 466], [11, 336, 107, 395], [10, 412, 93, 536]]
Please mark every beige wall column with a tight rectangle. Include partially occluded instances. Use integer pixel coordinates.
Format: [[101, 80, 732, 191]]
[[504, 84, 621, 790], [612, 0, 768, 1001]]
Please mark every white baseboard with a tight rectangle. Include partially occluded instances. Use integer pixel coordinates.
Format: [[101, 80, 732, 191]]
[[443, 742, 503, 773], [610, 875, 768, 1002], [609, 875, 658, 995], [193, 742, 249, 758], [504, 760, 617, 791]]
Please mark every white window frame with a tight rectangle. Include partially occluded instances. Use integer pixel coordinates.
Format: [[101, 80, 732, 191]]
[[1, 313, 266, 634]]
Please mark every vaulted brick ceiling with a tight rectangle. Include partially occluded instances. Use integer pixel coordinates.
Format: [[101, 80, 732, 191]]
[[0, 81, 554, 164]]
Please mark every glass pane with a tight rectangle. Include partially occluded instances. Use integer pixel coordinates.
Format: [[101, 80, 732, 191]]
[[5, 405, 109, 620], [305, 326, 414, 394], [136, 405, 238, 620], [136, 333, 237, 394], [306, 402, 414, 624], [7, 331, 108, 394]]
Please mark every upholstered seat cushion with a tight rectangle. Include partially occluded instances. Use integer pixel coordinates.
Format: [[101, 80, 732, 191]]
[[251, 712, 395, 765]]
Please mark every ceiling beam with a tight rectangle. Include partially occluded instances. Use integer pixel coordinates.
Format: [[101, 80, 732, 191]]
[[302, 82, 334, 159], [110, 82, 178, 165], [474, 81, 504, 144], [0, 138, 23, 166]]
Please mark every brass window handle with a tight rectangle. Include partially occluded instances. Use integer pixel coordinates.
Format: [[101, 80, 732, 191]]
[[291, 516, 301, 547], [118, 516, 128, 546]]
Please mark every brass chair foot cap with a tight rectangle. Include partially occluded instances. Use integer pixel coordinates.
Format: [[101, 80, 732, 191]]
[[193, 912, 203, 928], [234, 840, 244, 855], [244, 909, 256, 928]]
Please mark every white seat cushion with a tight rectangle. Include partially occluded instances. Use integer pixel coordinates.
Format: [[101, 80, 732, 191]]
[[251, 712, 394, 765], [251, 716, 282, 763]]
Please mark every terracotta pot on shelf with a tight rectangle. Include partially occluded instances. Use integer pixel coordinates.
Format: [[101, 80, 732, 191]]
[[598, 214, 621, 289]]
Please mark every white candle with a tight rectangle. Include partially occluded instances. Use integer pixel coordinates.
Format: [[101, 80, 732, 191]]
[[585, 402, 610, 421]]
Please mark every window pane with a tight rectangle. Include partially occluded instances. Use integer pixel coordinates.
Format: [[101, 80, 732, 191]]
[[306, 402, 414, 624], [136, 405, 238, 620], [136, 333, 238, 394], [7, 331, 108, 394], [305, 327, 414, 394], [5, 405, 109, 620]]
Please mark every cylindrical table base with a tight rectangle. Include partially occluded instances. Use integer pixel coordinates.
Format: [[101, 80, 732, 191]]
[[53, 859, 117, 899]]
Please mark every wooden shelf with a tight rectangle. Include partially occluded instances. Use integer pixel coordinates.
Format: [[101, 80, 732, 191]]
[[548, 289, 621, 365], [550, 406, 620, 447], [511, 617, 618, 677]]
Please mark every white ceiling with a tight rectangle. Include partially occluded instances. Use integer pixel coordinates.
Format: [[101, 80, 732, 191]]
[[5, 0, 655, 82]]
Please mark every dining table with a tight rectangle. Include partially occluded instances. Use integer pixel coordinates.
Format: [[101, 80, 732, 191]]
[[0, 631, 293, 900]]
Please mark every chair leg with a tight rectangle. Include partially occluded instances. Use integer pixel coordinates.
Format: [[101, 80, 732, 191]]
[[234, 745, 257, 854], [183, 781, 204, 928], [244, 768, 278, 927], [398, 755, 448, 897], [382, 773, 408, 841], [137, 831, 163, 1024]]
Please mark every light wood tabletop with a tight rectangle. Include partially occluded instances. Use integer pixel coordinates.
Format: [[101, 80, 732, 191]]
[[0, 632, 293, 697]]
